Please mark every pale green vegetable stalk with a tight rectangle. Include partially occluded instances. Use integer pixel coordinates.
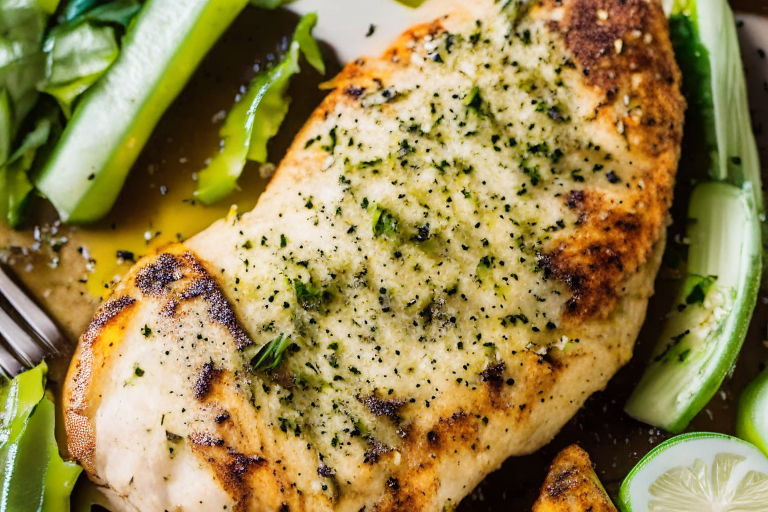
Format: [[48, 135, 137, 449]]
[[195, 12, 324, 205], [0, 362, 82, 512], [625, 183, 761, 432], [36, 0, 250, 223], [41, 0, 145, 119], [624, 0, 763, 433], [0, 0, 144, 228]]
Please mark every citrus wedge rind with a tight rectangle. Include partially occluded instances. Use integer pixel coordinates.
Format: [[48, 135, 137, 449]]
[[737, 369, 768, 458], [619, 433, 768, 512]]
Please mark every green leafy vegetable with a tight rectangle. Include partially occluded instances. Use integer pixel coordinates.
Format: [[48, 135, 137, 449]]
[[0, 0, 143, 229], [36, 0, 249, 223], [0, 362, 82, 512], [372, 205, 399, 238], [293, 279, 330, 310], [41, 23, 119, 118], [194, 12, 324, 205], [252, 334, 291, 372], [61, 0, 143, 26], [0, 0, 60, 165], [0, 106, 60, 227]]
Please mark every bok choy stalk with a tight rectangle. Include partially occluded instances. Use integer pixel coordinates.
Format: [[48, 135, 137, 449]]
[[624, 0, 763, 433], [0, 0, 144, 227], [195, 12, 324, 205], [35, 0, 249, 223], [0, 362, 82, 512], [41, 0, 145, 118]]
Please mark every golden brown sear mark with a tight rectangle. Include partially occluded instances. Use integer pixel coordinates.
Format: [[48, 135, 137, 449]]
[[194, 360, 223, 401], [134, 251, 253, 349], [80, 295, 136, 346], [189, 439, 268, 512], [359, 393, 407, 423], [538, 0, 683, 321]]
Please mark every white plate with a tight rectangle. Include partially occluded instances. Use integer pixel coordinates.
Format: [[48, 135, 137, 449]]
[[287, 0, 463, 63]]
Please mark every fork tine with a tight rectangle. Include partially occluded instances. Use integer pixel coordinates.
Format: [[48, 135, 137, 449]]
[[0, 308, 47, 368], [0, 342, 24, 378], [0, 266, 64, 354]]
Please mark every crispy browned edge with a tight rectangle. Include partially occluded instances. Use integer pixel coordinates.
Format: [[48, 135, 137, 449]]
[[538, 0, 685, 320], [533, 445, 618, 512], [63, 0, 684, 509], [62, 246, 254, 477]]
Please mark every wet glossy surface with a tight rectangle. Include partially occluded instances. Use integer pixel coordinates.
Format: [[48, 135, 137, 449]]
[[0, 1, 766, 510]]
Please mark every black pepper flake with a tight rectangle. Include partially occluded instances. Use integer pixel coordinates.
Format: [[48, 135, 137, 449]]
[[116, 250, 135, 262], [547, 106, 562, 121], [318, 462, 336, 477], [480, 362, 506, 388], [359, 394, 406, 422]]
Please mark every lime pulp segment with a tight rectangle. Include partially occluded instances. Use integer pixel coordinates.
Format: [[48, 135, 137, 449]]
[[619, 433, 768, 512]]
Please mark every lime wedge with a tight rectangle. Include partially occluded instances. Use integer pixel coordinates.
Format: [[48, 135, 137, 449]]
[[619, 433, 768, 511], [737, 369, 768, 458]]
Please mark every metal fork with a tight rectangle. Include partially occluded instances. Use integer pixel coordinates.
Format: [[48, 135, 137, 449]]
[[0, 265, 66, 378]]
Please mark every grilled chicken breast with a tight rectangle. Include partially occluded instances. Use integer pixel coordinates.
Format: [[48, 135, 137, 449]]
[[63, 0, 684, 510]]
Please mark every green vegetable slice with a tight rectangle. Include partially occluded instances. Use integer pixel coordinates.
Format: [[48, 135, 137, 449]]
[[625, 182, 761, 433], [35, 0, 249, 223], [195, 12, 324, 205], [737, 368, 768, 459], [393, 0, 427, 8], [0, 362, 82, 512], [0, 89, 11, 165], [624, 0, 763, 433], [618, 433, 768, 512], [61, 0, 143, 26], [40, 23, 120, 118]]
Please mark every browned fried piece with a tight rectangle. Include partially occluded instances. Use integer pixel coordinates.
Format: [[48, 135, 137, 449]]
[[533, 445, 617, 512]]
